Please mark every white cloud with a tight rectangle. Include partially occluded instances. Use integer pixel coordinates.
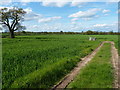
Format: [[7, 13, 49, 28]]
[[104, 14, 109, 16], [0, 0, 12, 5], [52, 16, 62, 19], [82, 18, 93, 21], [0, 6, 61, 23], [24, 8, 43, 21], [102, 9, 110, 13], [69, 8, 101, 18], [38, 18, 52, 23], [32, 25, 39, 28], [0, 0, 119, 6], [24, 13, 42, 21], [92, 23, 117, 32], [107, 0, 119, 2], [38, 16, 62, 23], [21, 2, 28, 6], [25, 23, 64, 32], [71, 18, 79, 22], [24, 8, 32, 13], [20, 0, 36, 2], [41, 1, 69, 7], [0, 7, 40, 21], [70, 18, 80, 24], [25, 21, 117, 32], [17, 0, 119, 2], [93, 24, 107, 27], [71, 2, 82, 6], [70, 2, 86, 7], [0, 0, 119, 7], [68, 8, 101, 21]]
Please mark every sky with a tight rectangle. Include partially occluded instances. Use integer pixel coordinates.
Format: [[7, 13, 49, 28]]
[[0, 0, 119, 32]]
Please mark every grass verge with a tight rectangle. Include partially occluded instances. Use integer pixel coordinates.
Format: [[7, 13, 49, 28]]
[[68, 43, 114, 88], [10, 56, 80, 88]]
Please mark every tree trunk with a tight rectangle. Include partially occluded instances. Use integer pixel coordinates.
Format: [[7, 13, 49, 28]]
[[10, 31, 15, 38]]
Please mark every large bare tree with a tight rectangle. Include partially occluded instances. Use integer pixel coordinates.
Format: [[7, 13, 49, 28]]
[[0, 7, 26, 38]]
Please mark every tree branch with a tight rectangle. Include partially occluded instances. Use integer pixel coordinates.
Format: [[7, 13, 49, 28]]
[[11, 14, 20, 30], [11, 19, 16, 29], [3, 22, 7, 25], [12, 20, 18, 30], [5, 18, 12, 32], [14, 27, 19, 31]]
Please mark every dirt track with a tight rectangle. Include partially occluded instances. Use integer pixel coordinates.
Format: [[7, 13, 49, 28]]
[[52, 41, 119, 89], [110, 41, 119, 88]]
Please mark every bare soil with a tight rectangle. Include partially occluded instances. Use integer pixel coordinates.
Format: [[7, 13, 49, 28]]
[[52, 41, 119, 89], [109, 41, 119, 88]]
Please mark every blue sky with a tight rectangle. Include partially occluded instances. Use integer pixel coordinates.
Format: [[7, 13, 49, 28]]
[[0, 1, 118, 32]]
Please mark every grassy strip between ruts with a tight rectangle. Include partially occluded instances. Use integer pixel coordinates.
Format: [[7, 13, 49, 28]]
[[68, 43, 114, 88], [10, 56, 80, 88]]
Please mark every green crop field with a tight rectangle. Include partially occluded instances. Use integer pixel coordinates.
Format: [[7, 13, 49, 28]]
[[68, 43, 113, 88], [2, 35, 118, 88]]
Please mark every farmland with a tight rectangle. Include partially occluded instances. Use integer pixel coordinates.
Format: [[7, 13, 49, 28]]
[[2, 34, 118, 88], [68, 43, 113, 88]]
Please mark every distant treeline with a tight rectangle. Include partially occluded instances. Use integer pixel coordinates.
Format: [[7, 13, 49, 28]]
[[18, 30, 120, 35], [2, 30, 120, 38]]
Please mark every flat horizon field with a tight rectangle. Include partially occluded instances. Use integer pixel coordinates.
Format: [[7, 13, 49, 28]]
[[2, 34, 118, 88], [0, 1, 119, 89]]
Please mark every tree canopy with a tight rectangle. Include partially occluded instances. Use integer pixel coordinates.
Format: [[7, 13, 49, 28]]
[[0, 7, 26, 38]]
